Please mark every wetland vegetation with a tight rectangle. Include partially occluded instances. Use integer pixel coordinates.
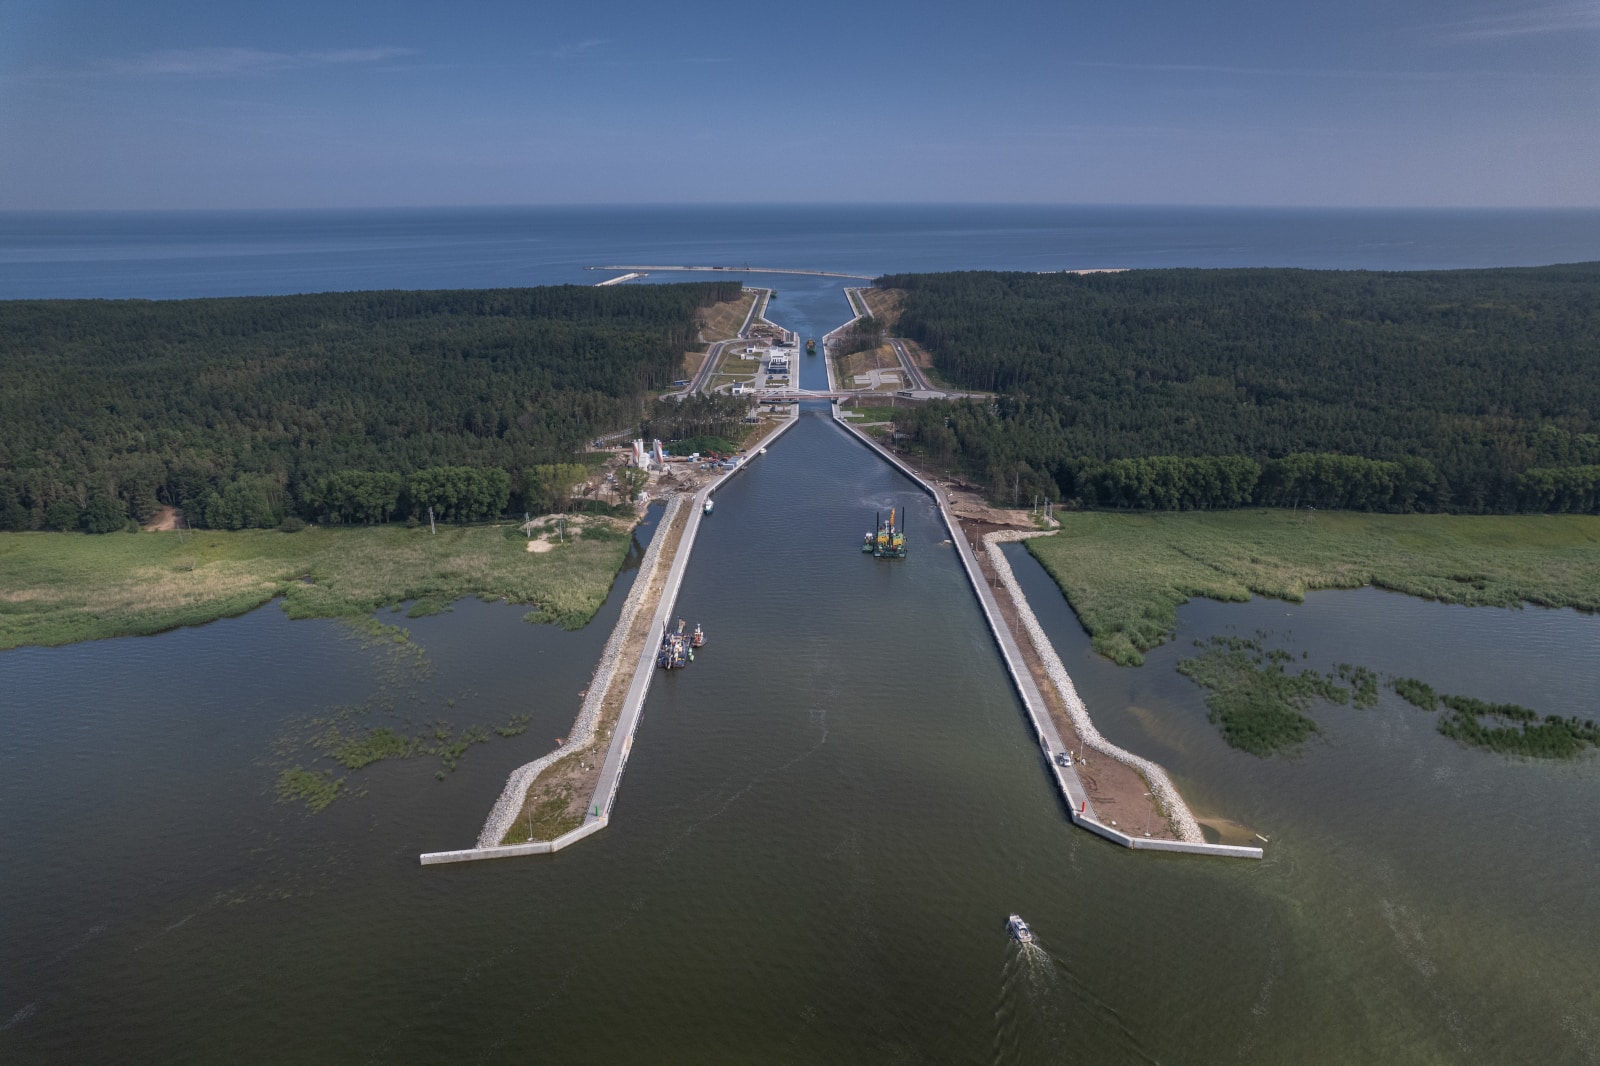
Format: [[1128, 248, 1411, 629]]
[[1025, 510, 1600, 665], [1178, 635, 1600, 759], [0, 517, 638, 650], [1392, 681, 1600, 758], [1176, 636, 1350, 755]]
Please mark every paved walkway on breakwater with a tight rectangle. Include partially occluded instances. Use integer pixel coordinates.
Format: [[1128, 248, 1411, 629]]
[[829, 406, 1262, 860], [420, 410, 800, 865]]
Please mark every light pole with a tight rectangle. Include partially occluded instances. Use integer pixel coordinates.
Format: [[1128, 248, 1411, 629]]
[[1142, 792, 1154, 837]]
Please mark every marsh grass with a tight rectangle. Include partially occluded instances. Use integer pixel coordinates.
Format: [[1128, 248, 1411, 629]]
[[1177, 635, 1350, 755], [1027, 511, 1600, 665], [1391, 677, 1440, 711], [276, 767, 346, 811], [0, 518, 636, 650], [1437, 707, 1600, 758], [495, 714, 531, 737]]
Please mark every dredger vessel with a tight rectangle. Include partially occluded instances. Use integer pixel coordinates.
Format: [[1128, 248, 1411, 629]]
[[861, 506, 907, 558]]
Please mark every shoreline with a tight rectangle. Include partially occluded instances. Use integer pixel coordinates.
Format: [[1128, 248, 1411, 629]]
[[0, 516, 642, 652]]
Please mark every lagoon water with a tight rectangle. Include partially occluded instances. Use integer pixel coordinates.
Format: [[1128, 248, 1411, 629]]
[[4, 207, 1600, 1061]]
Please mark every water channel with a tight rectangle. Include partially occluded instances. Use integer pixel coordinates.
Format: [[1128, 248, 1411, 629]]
[[4, 286, 1599, 1061]]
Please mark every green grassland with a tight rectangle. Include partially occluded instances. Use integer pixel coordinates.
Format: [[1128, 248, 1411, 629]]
[[1027, 510, 1600, 665], [0, 520, 635, 650]]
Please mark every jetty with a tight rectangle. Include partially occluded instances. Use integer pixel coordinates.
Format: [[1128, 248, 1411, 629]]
[[419, 409, 799, 865], [829, 404, 1262, 859]]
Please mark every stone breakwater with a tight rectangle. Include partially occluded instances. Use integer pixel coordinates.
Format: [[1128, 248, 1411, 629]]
[[983, 530, 1205, 844], [476, 496, 687, 848]]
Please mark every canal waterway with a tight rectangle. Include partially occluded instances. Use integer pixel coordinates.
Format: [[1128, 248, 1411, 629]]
[[6, 402, 1599, 1061]]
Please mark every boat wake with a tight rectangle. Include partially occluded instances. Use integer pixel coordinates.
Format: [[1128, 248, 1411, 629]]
[[991, 936, 1158, 1066]]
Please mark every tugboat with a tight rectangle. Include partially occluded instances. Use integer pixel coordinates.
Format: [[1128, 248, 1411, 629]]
[[806, 337, 817, 355], [861, 506, 908, 558], [1006, 914, 1035, 944], [691, 623, 706, 648]]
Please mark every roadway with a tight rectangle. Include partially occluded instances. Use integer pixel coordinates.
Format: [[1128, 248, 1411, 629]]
[[841, 286, 936, 395], [889, 339, 934, 392], [674, 287, 769, 398]]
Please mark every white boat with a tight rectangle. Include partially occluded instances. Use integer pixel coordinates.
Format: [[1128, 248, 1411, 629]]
[[1006, 914, 1035, 944], [703, 498, 714, 515]]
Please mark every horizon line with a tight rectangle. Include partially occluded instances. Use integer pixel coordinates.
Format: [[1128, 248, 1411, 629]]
[[5, 201, 1600, 215]]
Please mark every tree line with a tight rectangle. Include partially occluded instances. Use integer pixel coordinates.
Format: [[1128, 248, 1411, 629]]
[[877, 265, 1600, 512], [0, 282, 743, 531]]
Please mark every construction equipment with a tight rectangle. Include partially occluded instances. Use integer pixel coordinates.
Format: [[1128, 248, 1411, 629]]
[[861, 505, 908, 558]]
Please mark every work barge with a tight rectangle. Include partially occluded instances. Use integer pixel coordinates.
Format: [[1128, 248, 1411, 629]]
[[862, 506, 907, 558]]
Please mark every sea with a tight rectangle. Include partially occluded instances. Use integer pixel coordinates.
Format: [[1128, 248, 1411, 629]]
[[3, 204, 1600, 300]]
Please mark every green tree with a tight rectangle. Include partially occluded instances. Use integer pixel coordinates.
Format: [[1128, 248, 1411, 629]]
[[80, 496, 126, 534], [44, 499, 80, 531]]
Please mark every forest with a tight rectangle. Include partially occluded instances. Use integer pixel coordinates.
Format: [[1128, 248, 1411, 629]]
[[877, 264, 1600, 512], [0, 282, 742, 530]]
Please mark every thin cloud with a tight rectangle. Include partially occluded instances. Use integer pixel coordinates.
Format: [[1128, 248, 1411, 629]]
[[1435, 1, 1600, 40], [539, 39, 609, 60], [101, 45, 416, 78], [1067, 59, 1589, 82]]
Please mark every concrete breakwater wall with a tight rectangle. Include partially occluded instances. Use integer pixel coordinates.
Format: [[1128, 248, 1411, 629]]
[[473, 495, 687, 849], [829, 406, 1261, 860], [421, 412, 799, 866], [983, 530, 1204, 844]]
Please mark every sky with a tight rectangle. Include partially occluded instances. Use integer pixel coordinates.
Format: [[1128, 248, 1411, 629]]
[[1, 0, 1597, 209]]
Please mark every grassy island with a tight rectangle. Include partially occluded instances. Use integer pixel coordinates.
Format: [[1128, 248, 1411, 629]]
[[1026, 510, 1600, 665], [0, 518, 636, 650]]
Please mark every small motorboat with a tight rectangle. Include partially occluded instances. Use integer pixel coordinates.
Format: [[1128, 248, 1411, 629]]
[[704, 498, 714, 515], [1006, 914, 1035, 944]]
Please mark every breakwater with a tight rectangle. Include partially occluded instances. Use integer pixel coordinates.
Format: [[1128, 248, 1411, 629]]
[[984, 530, 1204, 843], [472, 496, 687, 849], [829, 405, 1261, 859], [421, 411, 799, 865]]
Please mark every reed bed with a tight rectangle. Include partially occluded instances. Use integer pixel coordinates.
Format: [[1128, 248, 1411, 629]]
[[0, 519, 636, 650], [1027, 510, 1600, 665]]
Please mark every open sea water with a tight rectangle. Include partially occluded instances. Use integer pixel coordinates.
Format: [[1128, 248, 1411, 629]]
[[3, 203, 1600, 299]]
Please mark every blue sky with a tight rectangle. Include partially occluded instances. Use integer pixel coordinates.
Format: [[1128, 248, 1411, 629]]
[[1, 0, 1596, 208]]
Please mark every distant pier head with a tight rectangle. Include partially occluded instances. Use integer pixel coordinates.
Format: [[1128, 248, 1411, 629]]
[[587, 265, 877, 280]]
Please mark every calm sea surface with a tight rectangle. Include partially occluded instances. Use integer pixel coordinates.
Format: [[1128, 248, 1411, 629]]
[[3, 207, 1600, 1062], [3, 204, 1600, 299]]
